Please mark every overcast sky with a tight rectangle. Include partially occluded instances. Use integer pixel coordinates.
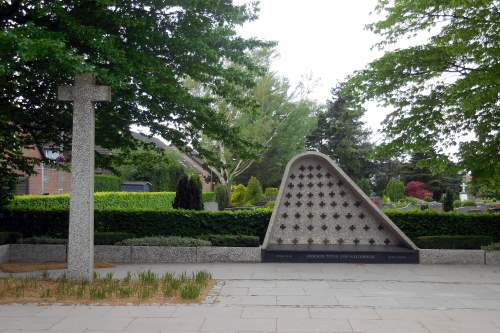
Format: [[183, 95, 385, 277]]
[[236, 0, 388, 137]]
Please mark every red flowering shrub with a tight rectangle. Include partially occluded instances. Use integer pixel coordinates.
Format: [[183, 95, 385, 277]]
[[405, 181, 432, 200]]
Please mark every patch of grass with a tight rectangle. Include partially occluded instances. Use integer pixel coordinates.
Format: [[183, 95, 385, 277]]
[[0, 270, 213, 304]]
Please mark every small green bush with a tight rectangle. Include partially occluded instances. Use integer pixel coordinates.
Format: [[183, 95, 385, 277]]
[[423, 195, 433, 202], [462, 200, 476, 207], [200, 234, 260, 247], [264, 187, 278, 197], [415, 235, 494, 249], [94, 232, 135, 245], [482, 242, 500, 251], [230, 184, 247, 206], [0, 231, 22, 245], [406, 197, 418, 205], [453, 199, 461, 208], [117, 236, 211, 247], [95, 174, 121, 192], [265, 201, 275, 209], [19, 236, 67, 244], [385, 179, 405, 202], [244, 177, 264, 205], [173, 175, 203, 210], [443, 190, 454, 212], [215, 185, 230, 210]]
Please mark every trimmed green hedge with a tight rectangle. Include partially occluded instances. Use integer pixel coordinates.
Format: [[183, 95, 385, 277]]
[[6, 192, 215, 211], [415, 235, 494, 249], [0, 208, 271, 241], [1, 208, 499, 246], [94, 175, 121, 192], [385, 210, 500, 240]]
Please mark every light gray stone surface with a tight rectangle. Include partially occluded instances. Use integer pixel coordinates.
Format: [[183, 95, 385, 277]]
[[58, 73, 111, 281], [2, 263, 500, 332], [131, 246, 197, 263], [0, 244, 9, 263], [94, 245, 131, 263], [263, 151, 417, 249], [197, 246, 261, 263], [8, 244, 66, 263], [485, 251, 500, 265], [203, 201, 219, 211], [419, 249, 485, 264]]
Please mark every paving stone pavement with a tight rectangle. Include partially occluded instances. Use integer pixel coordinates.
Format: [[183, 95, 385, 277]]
[[1, 263, 500, 332]]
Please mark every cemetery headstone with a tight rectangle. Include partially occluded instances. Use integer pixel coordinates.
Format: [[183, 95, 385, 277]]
[[262, 151, 419, 263], [58, 74, 111, 280]]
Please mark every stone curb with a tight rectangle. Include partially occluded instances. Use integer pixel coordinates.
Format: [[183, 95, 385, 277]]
[[6, 244, 262, 263], [0, 244, 9, 264], [419, 249, 485, 265], [4, 244, 500, 265]]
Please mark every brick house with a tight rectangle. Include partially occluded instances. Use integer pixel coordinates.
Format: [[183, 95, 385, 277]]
[[16, 134, 213, 195], [16, 145, 71, 195]]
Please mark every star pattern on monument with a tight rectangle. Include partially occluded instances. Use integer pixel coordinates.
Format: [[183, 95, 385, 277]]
[[269, 155, 410, 248]]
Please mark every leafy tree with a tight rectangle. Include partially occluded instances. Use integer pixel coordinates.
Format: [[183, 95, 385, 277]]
[[0, 1, 270, 178], [400, 153, 462, 200], [244, 176, 264, 205], [405, 181, 432, 200], [306, 84, 373, 182], [112, 147, 187, 192], [371, 158, 404, 196], [199, 49, 319, 185], [385, 179, 405, 202], [344, 0, 499, 188], [236, 99, 319, 187]]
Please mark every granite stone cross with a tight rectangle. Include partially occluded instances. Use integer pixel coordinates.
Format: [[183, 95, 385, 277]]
[[58, 74, 111, 280]]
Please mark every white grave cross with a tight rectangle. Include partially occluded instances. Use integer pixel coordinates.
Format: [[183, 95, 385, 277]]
[[58, 74, 111, 280]]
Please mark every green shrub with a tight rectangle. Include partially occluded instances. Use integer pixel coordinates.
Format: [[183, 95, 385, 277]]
[[264, 187, 278, 197], [423, 195, 433, 202], [19, 236, 67, 244], [385, 179, 405, 202], [0, 231, 22, 244], [406, 197, 418, 205], [244, 176, 264, 205], [453, 199, 461, 208], [199, 234, 260, 247], [265, 201, 275, 209], [443, 190, 454, 212], [215, 185, 230, 210], [117, 236, 211, 247], [482, 242, 500, 251], [230, 184, 247, 206], [415, 235, 494, 249], [462, 200, 476, 207], [95, 174, 121, 192], [173, 175, 203, 210], [94, 232, 135, 245]]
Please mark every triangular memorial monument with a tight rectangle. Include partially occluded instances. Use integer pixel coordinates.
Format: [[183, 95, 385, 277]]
[[262, 151, 419, 263]]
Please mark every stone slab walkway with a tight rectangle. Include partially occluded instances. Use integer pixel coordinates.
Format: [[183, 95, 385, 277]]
[[1, 263, 500, 332]]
